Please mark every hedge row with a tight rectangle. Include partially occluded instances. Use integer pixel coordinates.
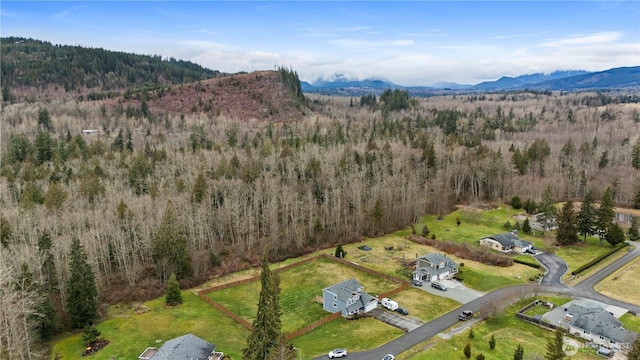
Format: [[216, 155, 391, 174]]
[[571, 243, 629, 275], [513, 257, 541, 269]]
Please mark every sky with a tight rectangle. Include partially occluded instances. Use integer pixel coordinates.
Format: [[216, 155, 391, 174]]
[[2, 1, 639, 86]]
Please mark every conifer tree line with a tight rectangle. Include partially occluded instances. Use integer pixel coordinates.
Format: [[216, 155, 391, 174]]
[[1, 87, 639, 358]]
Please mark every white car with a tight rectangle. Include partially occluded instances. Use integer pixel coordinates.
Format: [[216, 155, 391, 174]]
[[382, 354, 395, 360], [328, 348, 347, 358]]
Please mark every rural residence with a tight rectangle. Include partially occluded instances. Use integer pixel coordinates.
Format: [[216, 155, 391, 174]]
[[138, 333, 224, 360], [412, 253, 458, 283], [479, 232, 533, 254], [322, 278, 378, 317]]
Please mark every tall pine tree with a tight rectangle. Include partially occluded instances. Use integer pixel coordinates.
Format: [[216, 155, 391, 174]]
[[65, 236, 98, 329], [556, 201, 578, 245], [545, 328, 566, 360], [577, 190, 596, 241], [243, 252, 282, 360], [152, 200, 192, 281], [596, 187, 615, 246]]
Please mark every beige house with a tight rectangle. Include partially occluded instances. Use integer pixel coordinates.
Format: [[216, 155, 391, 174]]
[[479, 232, 533, 254]]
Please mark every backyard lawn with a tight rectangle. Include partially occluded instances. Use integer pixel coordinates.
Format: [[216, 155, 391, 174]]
[[207, 257, 402, 333], [51, 291, 250, 360]]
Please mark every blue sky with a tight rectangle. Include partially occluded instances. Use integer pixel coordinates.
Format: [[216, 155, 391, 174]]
[[2, 1, 639, 86]]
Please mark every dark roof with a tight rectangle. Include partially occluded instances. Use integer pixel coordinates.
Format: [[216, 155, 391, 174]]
[[324, 278, 363, 302], [485, 233, 532, 248], [566, 303, 637, 343], [151, 334, 215, 360]]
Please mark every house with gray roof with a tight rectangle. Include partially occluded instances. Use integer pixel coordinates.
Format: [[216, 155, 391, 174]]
[[138, 334, 224, 360], [412, 253, 458, 283], [479, 232, 533, 254], [322, 278, 378, 317], [562, 300, 636, 351]]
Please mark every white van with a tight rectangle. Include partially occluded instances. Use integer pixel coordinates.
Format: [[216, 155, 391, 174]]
[[380, 297, 398, 311]]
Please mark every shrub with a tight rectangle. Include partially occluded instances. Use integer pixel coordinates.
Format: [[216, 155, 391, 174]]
[[422, 224, 430, 236], [571, 243, 628, 275], [464, 343, 471, 359], [431, 233, 436, 240], [476, 354, 485, 360], [335, 244, 347, 258], [82, 325, 100, 346], [511, 195, 522, 209], [503, 221, 512, 230], [469, 329, 475, 339], [489, 334, 496, 350]]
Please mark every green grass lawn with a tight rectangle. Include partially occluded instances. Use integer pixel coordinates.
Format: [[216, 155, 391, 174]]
[[292, 316, 403, 358], [51, 291, 250, 360], [207, 257, 401, 333], [553, 236, 622, 276], [400, 297, 603, 360]]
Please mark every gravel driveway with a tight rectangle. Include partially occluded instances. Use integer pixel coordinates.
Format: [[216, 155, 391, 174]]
[[414, 279, 485, 304]]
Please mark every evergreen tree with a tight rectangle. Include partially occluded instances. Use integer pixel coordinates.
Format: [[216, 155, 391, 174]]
[[111, 129, 124, 152], [577, 190, 596, 241], [476, 354, 485, 360], [243, 252, 282, 360], [463, 343, 471, 359], [628, 335, 640, 360], [596, 187, 615, 245], [152, 200, 192, 281], [165, 273, 182, 306], [370, 198, 384, 233], [556, 201, 578, 245], [605, 223, 625, 246], [191, 172, 208, 203], [489, 334, 496, 350], [0, 213, 12, 247], [421, 224, 430, 237], [537, 185, 557, 231], [37, 108, 53, 131], [511, 195, 522, 209], [629, 218, 639, 241], [267, 334, 297, 360], [44, 182, 68, 211], [545, 328, 566, 360], [522, 218, 532, 234], [335, 243, 346, 258], [37, 230, 58, 294], [34, 130, 54, 165], [514, 344, 524, 360], [632, 138, 640, 170], [65, 236, 98, 329]]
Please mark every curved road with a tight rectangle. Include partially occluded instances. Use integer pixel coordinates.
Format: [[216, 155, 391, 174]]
[[316, 241, 640, 360]]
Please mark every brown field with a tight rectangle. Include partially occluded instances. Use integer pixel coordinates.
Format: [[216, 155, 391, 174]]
[[594, 258, 640, 306]]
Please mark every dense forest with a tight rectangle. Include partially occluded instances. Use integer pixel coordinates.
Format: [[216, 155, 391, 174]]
[[1, 37, 222, 101], [1, 42, 640, 359]]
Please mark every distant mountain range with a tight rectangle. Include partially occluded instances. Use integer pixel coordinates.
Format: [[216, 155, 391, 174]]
[[302, 66, 640, 96]]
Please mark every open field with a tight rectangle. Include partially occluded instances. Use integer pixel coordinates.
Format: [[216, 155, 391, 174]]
[[399, 297, 607, 360], [594, 257, 640, 306], [51, 291, 250, 360], [207, 257, 402, 333]]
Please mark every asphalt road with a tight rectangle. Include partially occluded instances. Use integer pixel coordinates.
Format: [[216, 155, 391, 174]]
[[314, 241, 640, 360], [534, 251, 569, 285]]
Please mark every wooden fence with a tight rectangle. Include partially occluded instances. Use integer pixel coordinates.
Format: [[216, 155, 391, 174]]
[[198, 252, 411, 340], [515, 299, 558, 330]]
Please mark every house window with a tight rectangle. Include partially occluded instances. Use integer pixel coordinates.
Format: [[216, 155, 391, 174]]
[[583, 330, 590, 335], [333, 302, 337, 308], [333, 295, 337, 300], [599, 336, 605, 340], [610, 340, 616, 344]]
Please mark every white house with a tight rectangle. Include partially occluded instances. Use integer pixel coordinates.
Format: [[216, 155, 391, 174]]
[[412, 253, 458, 283], [562, 300, 636, 351]]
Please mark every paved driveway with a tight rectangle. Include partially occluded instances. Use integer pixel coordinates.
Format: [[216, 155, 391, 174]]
[[414, 279, 485, 304], [534, 251, 568, 286], [368, 308, 424, 332]]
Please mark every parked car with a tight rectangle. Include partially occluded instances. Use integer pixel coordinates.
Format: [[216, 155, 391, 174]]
[[396, 307, 409, 315], [411, 279, 423, 286], [458, 310, 474, 321], [525, 247, 536, 254], [431, 282, 447, 291], [328, 348, 347, 358], [382, 354, 395, 360]]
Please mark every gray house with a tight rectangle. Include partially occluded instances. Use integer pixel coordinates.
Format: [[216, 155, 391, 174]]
[[479, 232, 533, 254], [562, 301, 636, 351], [412, 253, 458, 282], [322, 278, 378, 317], [138, 334, 224, 360]]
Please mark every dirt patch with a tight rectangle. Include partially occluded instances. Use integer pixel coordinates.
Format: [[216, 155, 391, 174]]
[[82, 339, 109, 356]]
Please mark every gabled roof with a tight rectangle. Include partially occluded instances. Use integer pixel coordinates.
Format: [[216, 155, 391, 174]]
[[323, 278, 363, 302], [346, 292, 377, 313], [485, 233, 532, 248], [419, 253, 452, 265], [566, 302, 636, 343], [151, 334, 215, 360]]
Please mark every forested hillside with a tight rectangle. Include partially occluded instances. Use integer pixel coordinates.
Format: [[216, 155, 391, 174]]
[[1, 37, 222, 101], [1, 42, 640, 359]]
